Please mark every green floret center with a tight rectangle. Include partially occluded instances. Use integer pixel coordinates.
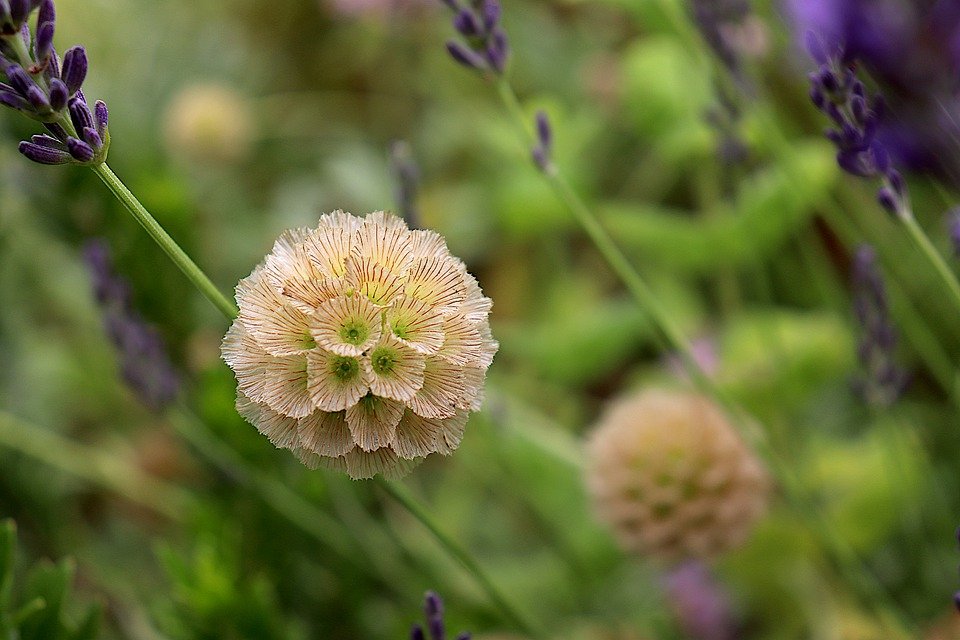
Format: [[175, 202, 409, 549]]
[[339, 320, 368, 346], [330, 356, 360, 381], [370, 347, 398, 375], [299, 333, 317, 350], [392, 320, 409, 340]]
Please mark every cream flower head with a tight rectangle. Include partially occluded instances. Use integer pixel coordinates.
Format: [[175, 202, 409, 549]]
[[585, 389, 769, 562], [222, 211, 497, 479]]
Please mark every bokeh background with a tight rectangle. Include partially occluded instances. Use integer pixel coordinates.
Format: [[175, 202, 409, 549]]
[[1, 0, 960, 637]]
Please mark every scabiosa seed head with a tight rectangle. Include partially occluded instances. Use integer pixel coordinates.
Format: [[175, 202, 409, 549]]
[[585, 389, 770, 562], [221, 211, 497, 479]]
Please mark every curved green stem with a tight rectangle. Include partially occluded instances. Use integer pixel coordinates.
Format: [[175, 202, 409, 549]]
[[90, 163, 238, 319], [373, 476, 545, 639], [900, 211, 960, 313]]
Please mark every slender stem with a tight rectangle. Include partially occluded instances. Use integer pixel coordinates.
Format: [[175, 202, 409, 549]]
[[373, 476, 545, 639], [90, 163, 238, 319], [900, 211, 960, 314], [0, 410, 193, 519]]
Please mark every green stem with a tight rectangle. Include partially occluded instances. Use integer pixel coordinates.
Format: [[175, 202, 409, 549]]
[[373, 476, 545, 639], [900, 211, 960, 314], [0, 410, 193, 519], [90, 163, 238, 319]]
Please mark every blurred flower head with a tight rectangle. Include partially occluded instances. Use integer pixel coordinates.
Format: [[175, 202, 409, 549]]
[[585, 389, 769, 562], [162, 83, 255, 164], [222, 211, 497, 479]]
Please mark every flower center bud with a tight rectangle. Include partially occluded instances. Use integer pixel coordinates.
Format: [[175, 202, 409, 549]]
[[371, 347, 398, 375], [330, 356, 360, 381]]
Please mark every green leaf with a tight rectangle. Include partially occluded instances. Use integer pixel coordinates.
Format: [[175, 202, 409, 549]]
[[0, 520, 15, 609], [20, 558, 75, 640], [67, 602, 102, 640]]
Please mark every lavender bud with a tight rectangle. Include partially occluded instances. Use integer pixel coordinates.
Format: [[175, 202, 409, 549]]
[[37, 0, 53, 27], [804, 30, 827, 64], [18, 140, 71, 164], [7, 0, 27, 26], [837, 149, 869, 177], [48, 77, 67, 110], [535, 109, 551, 150], [66, 136, 94, 162], [851, 79, 865, 98], [481, 0, 500, 31], [18, 19, 28, 47], [69, 96, 94, 131], [81, 125, 101, 149], [410, 625, 425, 640], [24, 84, 48, 110], [6, 64, 34, 96], [825, 102, 843, 125], [424, 592, 442, 618], [532, 144, 549, 171], [455, 634, 471, 640], [45, 48, 59, 79], [809, 87, 825, 109], [61, 46, 87, 95], [34, 20, 54, 63], [43, 120, 67, 139], [446, 40, 487, 70], [850, 95, 866, 123], [30, 133, 62, 148], [94, 99, 108, 133], [0, 87, 28, 111], [428, 617, 444, 640], [485, 27, 509, 73], [955, 592, 960, 613], [818, 67, 838, 93], [888, 169, 906, 196], [877, 187, 898, 216], [453, 9, 480, 36]]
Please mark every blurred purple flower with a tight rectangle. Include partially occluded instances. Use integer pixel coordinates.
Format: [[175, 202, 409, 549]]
[[663, 561, 736, 640], [441, 0, 508, 75], [410, 591, 470, 640], [664, 337, 719, 383], [83, 239, 180, 412], [850, 244, 908, 408], [788, 0, 960, 186]]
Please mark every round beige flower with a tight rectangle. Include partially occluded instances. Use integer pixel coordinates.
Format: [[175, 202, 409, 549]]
[[585, 389, 769, 562], [222, 211, 497, 479], [163, 84, 255, 164]]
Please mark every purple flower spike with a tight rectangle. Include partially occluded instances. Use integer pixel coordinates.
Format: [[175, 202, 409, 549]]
[[535, 110, 551, 150], [409, 591, 470, 640], [48, 77, 67, 110], [453, 10, 480, 37], [485, 28, 508, 73], [66, 136, 94, 162], [61, 46, 88, 95], [410, 626, 425, 640], [446, 40, 487, 70], [481, 0, 500, 31], [18, 139, 71, 164], [804, 30, 828, 64], [69, 96, 94, 131]]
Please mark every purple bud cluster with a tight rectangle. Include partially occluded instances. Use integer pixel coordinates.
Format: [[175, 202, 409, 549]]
[[663, 561, 736, 640], [850, 244, 908, 408], [410, 592, 470, 640], [806, 33, 907, 219], [690, 0, 751, 72], [530, 109, 552, 172], [0, 0, 110, 165], [442, 0, 508, 75], [83, 239, 180, 413]]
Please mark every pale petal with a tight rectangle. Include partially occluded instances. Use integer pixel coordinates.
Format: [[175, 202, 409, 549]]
[[386, 296, 444, 355], [222, 321, 275, 403], [351, 211, 414, 274], [303, 213, 358, 278], [306, 349, 368, 411], [408, 358, 464, 419], [261, 356, 315, 418], [394, 410, 442, 458], [458, 272, 493, 322], [347, 256, 405, 306], [237, 391, 300, 449], [362, 334, 425, 402], [435, 410, 470, 455], [282, 276, 345, 312], [293, 447, 322, 469], [436, 315, 484, 366], [405, 256, 466, 310], [456, 366, 486, 412], [408, 229, 448, 259], [238, 272, 316, 356], [477, 321, 499, 368], [343, 446, 421, 480], [298, 410, 354, 456], [345, 394, 403, 451], [311, 294, 383, 357]]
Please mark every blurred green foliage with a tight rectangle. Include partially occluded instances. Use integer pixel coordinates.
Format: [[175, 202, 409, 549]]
[[1, 0, 959, 637]]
